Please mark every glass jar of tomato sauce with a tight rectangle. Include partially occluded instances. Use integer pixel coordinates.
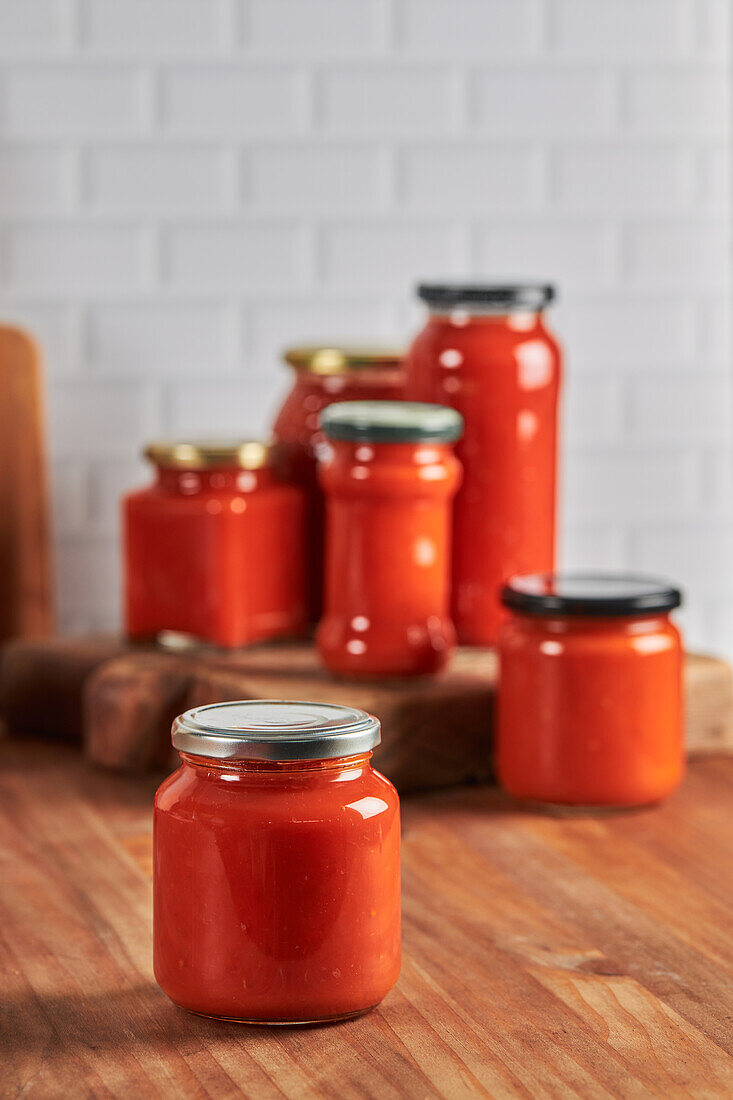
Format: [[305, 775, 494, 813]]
[[272, 347, 405, 622], [154, 700, 401, 1024], [405, 284, 561, 647], [317, 401, 462, 678], [497, 574, 684, 808], [123, 441, 306, 649]]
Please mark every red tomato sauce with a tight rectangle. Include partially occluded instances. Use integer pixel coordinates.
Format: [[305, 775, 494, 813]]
[[124, 442, 306, 648], [153, 702, 401, 1024], [317, 402, 462, 677], [405, 286, 561, 646], [272, 348, 404, 621], [497, 575, 684, 807]]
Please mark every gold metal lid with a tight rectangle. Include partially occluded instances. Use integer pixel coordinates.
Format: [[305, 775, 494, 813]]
[[144, 440, 276, 471], [282, 346, 404, 376]]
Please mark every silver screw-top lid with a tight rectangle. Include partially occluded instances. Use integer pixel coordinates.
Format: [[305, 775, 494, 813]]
[[172, 700, 381, 762]]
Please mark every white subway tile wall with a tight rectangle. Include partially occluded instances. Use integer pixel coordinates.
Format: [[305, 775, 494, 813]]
[[0, 0, 729, 655]]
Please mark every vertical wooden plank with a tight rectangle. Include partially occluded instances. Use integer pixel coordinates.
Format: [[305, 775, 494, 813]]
[[0, 325, 54, 640]]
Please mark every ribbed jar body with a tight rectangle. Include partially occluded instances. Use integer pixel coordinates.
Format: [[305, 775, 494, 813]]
[[317, 439, 461, 677]]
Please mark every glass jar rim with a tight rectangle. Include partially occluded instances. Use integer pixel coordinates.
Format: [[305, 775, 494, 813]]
[[172, 700, 381, 762]]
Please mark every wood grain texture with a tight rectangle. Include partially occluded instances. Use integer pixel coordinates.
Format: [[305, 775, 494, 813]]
[[0, 326, 53, 640], [0, 635, 129, 742], [2, 738, 733, 1098]]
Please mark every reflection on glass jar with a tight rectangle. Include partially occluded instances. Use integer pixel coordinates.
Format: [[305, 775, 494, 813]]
[[154, 701, 401, 1024]]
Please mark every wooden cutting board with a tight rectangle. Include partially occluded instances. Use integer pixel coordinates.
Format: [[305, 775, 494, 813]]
[[0, 325, 54, 640], [1, 636, 731, 794]]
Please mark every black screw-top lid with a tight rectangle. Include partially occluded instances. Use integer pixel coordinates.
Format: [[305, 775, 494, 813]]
[[320, 401, 463, 444], [417, 283, 556, 312], [501, 573, 682, 618]]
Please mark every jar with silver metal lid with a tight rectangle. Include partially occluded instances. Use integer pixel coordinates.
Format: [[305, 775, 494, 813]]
[[153, 699, 401, 1025]]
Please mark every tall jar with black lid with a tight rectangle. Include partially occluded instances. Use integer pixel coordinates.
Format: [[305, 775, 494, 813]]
[[405, 284, 562, 646]]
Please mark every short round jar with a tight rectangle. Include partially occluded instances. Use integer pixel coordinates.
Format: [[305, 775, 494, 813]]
[[154, 700, 401, 1024], [496, 574, 684, 807], [317, 401, 463, 677]]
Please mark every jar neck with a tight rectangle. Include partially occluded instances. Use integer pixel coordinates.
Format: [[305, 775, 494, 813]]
[[291, 368, 404, 392], [329, 439, 455, 464], [321, 439, 461, 499], [427, 309, 544, 331], [510, 612, 674, 636], [179, 750, 373, 781], [154, 465, 275, 493]]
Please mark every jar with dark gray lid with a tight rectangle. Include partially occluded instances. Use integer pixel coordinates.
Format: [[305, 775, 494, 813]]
[[317, 401, 463, 678]]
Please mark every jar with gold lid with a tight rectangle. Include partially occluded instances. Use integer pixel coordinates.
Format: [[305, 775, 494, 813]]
[[123, 440, 306, 648], [272, 347, 405, 621]]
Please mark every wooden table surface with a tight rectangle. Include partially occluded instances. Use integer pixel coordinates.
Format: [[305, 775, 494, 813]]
[[3, 739, 733, 1099]]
